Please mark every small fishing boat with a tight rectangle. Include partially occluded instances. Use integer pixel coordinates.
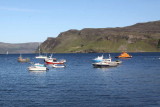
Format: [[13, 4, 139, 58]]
[[52, 64, 66, 68], [115, 52, 132, 58], [93, 61, 118, 68], [92, 54, 122, 68], [45, 54, 66, 64], [92, 55, 104, 62], [17, 54, 30, 62], [45, 59, 66, 64], [28, 63, 48, 71]]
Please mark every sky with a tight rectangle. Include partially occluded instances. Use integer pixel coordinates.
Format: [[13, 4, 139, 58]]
[[0, 0, 160, 43]]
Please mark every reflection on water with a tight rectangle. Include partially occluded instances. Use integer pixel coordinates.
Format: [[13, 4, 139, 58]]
[[28, 70, 47, 88], [95, 67, 111, 72], [28, 70, 47, 75]]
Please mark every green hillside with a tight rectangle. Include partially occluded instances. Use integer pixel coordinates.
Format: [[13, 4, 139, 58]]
[[40, 21, 160, 53]]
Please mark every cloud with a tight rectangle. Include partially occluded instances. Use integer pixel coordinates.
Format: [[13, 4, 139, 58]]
[[0, 6, 39, 12]]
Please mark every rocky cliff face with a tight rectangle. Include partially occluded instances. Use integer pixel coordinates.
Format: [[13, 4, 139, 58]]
[[40, 21, 160, 53]]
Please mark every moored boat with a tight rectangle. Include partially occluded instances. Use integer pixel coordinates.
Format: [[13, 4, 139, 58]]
[[52, 64, 66, 68], [35, 43, 47, 59], [28, 63, 48, 71], [45, 59, 66, 64], [115, 52, 132, 58], [17, 54, 30, 62], [93, 62, 118, 68], [35, 55, 48, 59], [92, 54, 122, 68], [45, 54, 66, 64]]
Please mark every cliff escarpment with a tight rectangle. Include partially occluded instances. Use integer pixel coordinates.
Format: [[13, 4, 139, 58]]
[[40, 21, 160, 53]]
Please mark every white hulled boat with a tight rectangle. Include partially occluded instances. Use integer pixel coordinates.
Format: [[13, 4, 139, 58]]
[[92, 54, 122, 68], [35, 43, 47, 59], [28, 63, 48, 71], [35, 55, 48, 59], [52, 64, 66, 68]]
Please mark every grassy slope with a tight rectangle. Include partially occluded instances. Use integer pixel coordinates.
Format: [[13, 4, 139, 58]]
[[52, 39, 160, 53], [40, 21, 160, 53]]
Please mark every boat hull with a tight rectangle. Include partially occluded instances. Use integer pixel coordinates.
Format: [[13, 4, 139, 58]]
[[45, 59, 66, 64], [28, 66, 48, 71], [18, 58, 30, 62], [115, 56, 132, 58], [45, 61, 64, 64], [35, 56, 47, 59], [92, 61, 121, 68], [52, 64, 65, 68], [92, 64, 111, 68]]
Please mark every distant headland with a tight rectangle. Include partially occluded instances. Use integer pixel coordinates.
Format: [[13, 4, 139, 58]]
[[0, 42, 39, 54], [40, 20, 160, 53]]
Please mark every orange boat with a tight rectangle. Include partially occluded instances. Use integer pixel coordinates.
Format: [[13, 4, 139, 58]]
[[115, 52, 132, 58]]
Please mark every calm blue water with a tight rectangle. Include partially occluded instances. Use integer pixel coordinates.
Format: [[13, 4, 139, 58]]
[[0, 53, 160, 107]]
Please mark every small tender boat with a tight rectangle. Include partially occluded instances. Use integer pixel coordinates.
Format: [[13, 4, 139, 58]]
[[92, 54, 122, 68], [17, 54, 30, 62], [28, 63, 48, 71], [52, 64, 66, 68], [92, 55, 104, 62], [115, 52, 132, 58]]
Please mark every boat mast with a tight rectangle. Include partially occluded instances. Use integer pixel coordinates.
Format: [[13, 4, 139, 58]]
[[109, 54, 111, 59], [38, 43, 41, 56], [6, 51, 8, 55]]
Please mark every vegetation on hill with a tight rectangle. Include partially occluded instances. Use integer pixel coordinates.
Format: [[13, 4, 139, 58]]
[[40, 21, 160, 53]]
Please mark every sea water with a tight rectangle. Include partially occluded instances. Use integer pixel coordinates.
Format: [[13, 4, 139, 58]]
[[0, 52, 160, 107]]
